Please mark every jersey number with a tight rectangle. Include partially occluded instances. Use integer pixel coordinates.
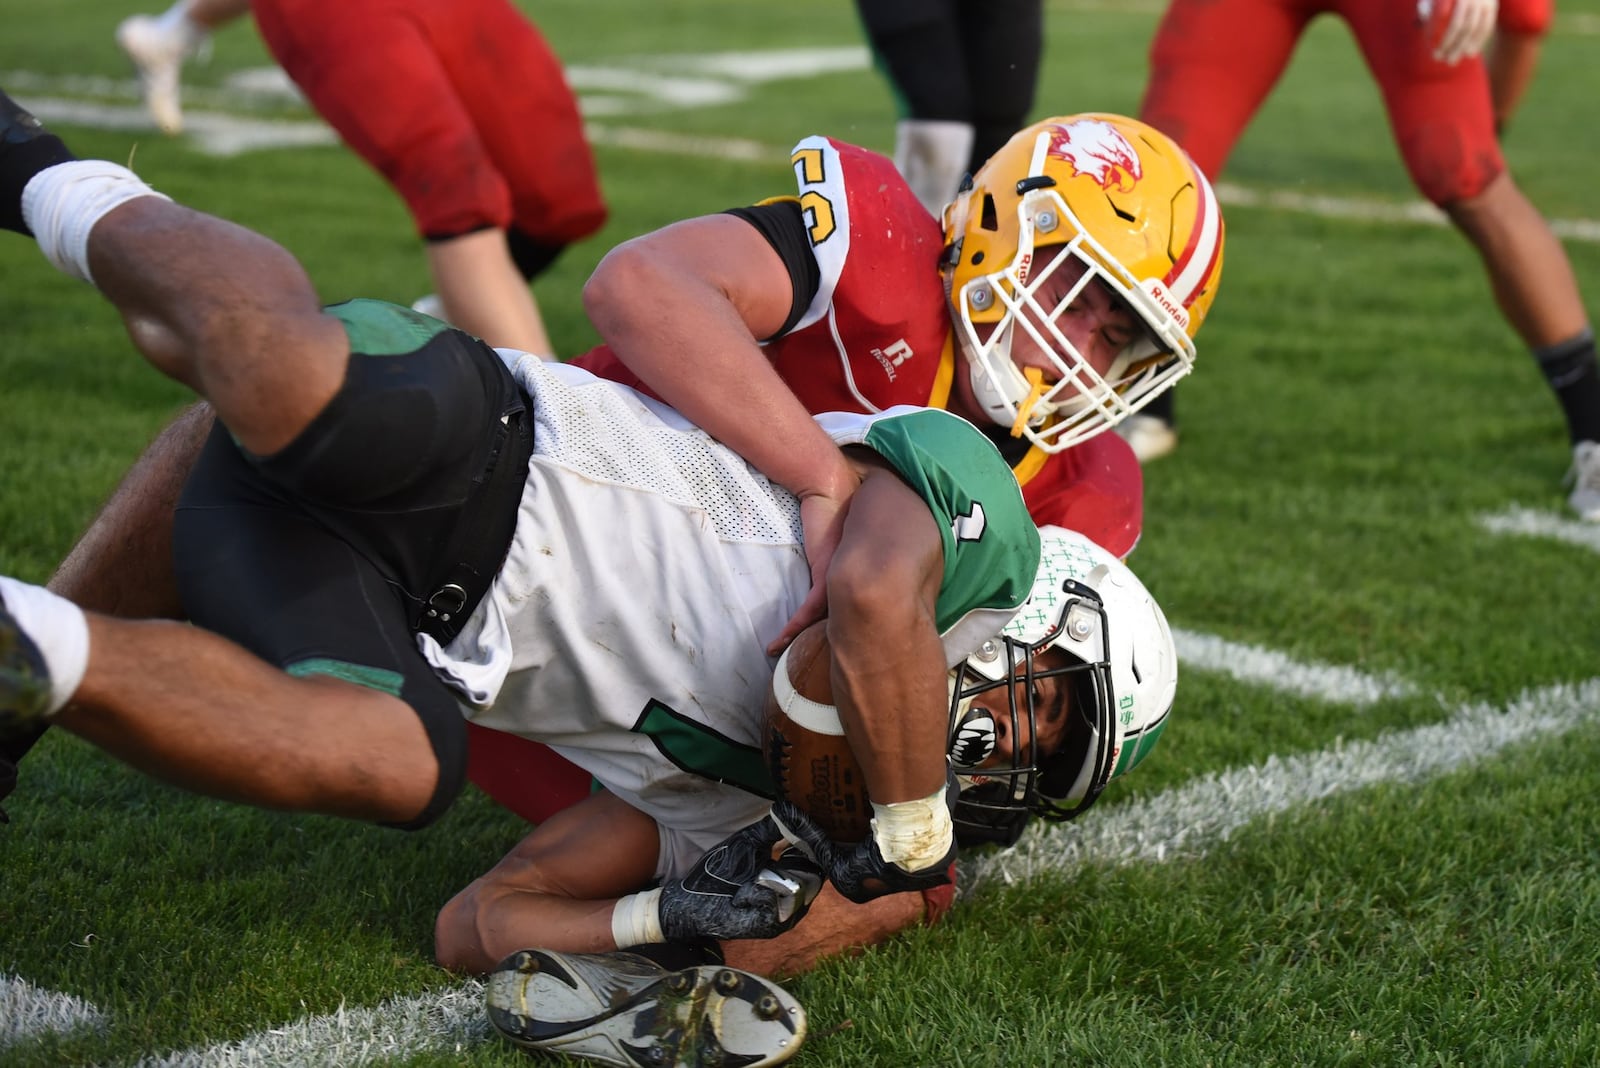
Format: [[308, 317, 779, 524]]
[[791, 146, 837, 246], [952, 501, 988, 542]]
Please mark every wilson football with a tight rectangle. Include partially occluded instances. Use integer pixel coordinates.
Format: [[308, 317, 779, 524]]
[[763, 620, 871, 842]]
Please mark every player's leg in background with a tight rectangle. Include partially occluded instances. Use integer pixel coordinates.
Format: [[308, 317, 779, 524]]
[[422, 229, 554, 355], [253, 0, 558, 355], [1353, 3, 1600, 518], [1487, 31, 1542, 134], [1487, 0, 1553, 134], [955, 0, 1043, 172], [1128, 0, 1309, 461], [439, 0, 608, 358], [855, 0, 976, 216], [115, 0, 251, 134]]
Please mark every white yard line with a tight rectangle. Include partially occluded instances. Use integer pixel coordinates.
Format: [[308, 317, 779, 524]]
[[1478, 506, 1600, 555], [131, 984, 491, 1068], [0, 975, 104, 1048], [9, 50, 1600, 241], [15, 91, 1600, 243], [961, 677, 1600, 892], [1172, 627, 1415, 706]]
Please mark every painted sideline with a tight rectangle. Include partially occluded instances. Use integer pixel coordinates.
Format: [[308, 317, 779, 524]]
[[961, 677, 1600, 892], [132, 984, 491, 1068], [11, 76, 1600, 241], [0, 976, 104, 1048], [1172, 627, 1415, 706], [1478, 506, 1600, 555]]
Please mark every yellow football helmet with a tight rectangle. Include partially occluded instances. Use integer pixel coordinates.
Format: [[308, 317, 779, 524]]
[[941, 114, 1225, 453]]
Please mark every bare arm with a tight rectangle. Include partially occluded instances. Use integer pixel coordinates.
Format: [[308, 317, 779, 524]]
[[435, 786, 933, 978], [582, 214, 849, 503], [825, 458, 949, 806], [583, 215, 858, 649], [721, 884, 926, 978]]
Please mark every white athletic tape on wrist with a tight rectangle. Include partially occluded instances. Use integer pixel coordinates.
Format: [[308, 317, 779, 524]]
[[21, 160, 170, 285], [0, 576, 90, 716], [610, 887, 665, 948], [870, 786, 954, 872]]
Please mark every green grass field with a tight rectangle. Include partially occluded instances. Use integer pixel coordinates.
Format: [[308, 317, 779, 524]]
[[4, 1, 1600, 1064]]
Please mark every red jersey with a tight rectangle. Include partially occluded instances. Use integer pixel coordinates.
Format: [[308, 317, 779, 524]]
[[574, 136, 1143, 558]]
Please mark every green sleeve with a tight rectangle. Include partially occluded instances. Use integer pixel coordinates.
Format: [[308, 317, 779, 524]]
[[856, 409, 1040, 634]]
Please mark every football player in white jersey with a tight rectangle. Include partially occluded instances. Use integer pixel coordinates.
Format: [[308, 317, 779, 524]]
[[0, 91, 1178, 1068], [445, 520, 1177, 1065], [0, 81, 1036, 897]]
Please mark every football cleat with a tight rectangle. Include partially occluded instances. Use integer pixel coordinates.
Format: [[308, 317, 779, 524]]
[[0, 590, 55, 739], [1116, 413, 1179, 464], [114, 15, 196, 135], [486, 948, 806, 1068], [1568, 440, 1600, 521], [2, 88, 50, 147], [2, 87, 76, 236]]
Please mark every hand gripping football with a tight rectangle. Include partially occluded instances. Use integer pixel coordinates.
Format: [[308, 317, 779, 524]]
[[763, 621, 871, 842]]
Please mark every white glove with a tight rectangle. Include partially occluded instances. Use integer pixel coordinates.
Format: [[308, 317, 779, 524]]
[[1419, 0, 1498, 65]]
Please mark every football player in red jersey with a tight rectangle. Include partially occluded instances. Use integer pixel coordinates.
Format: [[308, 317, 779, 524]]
[[1129, 0, 1600, 521], [116, 0, 606, 357], [573, 114, 1224, 582], [472, 113, 1220, 852], [5, 112, 1222, 983]]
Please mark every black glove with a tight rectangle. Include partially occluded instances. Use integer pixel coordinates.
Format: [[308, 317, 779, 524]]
[[657, 815, 824, 942], [771, 798, 956, 905]]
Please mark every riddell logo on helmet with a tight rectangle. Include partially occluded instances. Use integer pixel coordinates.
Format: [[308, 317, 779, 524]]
[[1047, 119, 1142, 193], [1141, 278, 1190, 331]]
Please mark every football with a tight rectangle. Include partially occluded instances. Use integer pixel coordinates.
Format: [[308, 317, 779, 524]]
[[763, 620, 872, 842]]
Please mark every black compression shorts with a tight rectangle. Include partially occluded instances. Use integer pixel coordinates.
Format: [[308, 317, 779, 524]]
[[172, 299, 530, 829]]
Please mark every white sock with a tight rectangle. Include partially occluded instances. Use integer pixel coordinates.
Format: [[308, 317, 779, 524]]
[[156, 0, 208, 48], [0, 576, 90, 715], [21, 160, 170, 285], [894, 119, 976, 218]]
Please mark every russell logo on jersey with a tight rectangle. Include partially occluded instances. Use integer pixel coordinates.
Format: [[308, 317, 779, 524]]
[[869, 337, 915, 381]]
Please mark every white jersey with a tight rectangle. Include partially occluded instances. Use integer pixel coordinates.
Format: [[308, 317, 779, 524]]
[[423, 353, 1039, 878]]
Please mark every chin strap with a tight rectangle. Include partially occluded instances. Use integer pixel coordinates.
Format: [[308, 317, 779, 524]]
[[1009, 367, 1050, 438]]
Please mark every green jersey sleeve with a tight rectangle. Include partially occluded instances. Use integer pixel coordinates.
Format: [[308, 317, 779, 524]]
[[820, 407, 1041, 663]]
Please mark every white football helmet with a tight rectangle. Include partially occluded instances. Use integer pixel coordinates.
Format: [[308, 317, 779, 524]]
[[945, 526, 1177, 846], [941, 114, 1225, 454]]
